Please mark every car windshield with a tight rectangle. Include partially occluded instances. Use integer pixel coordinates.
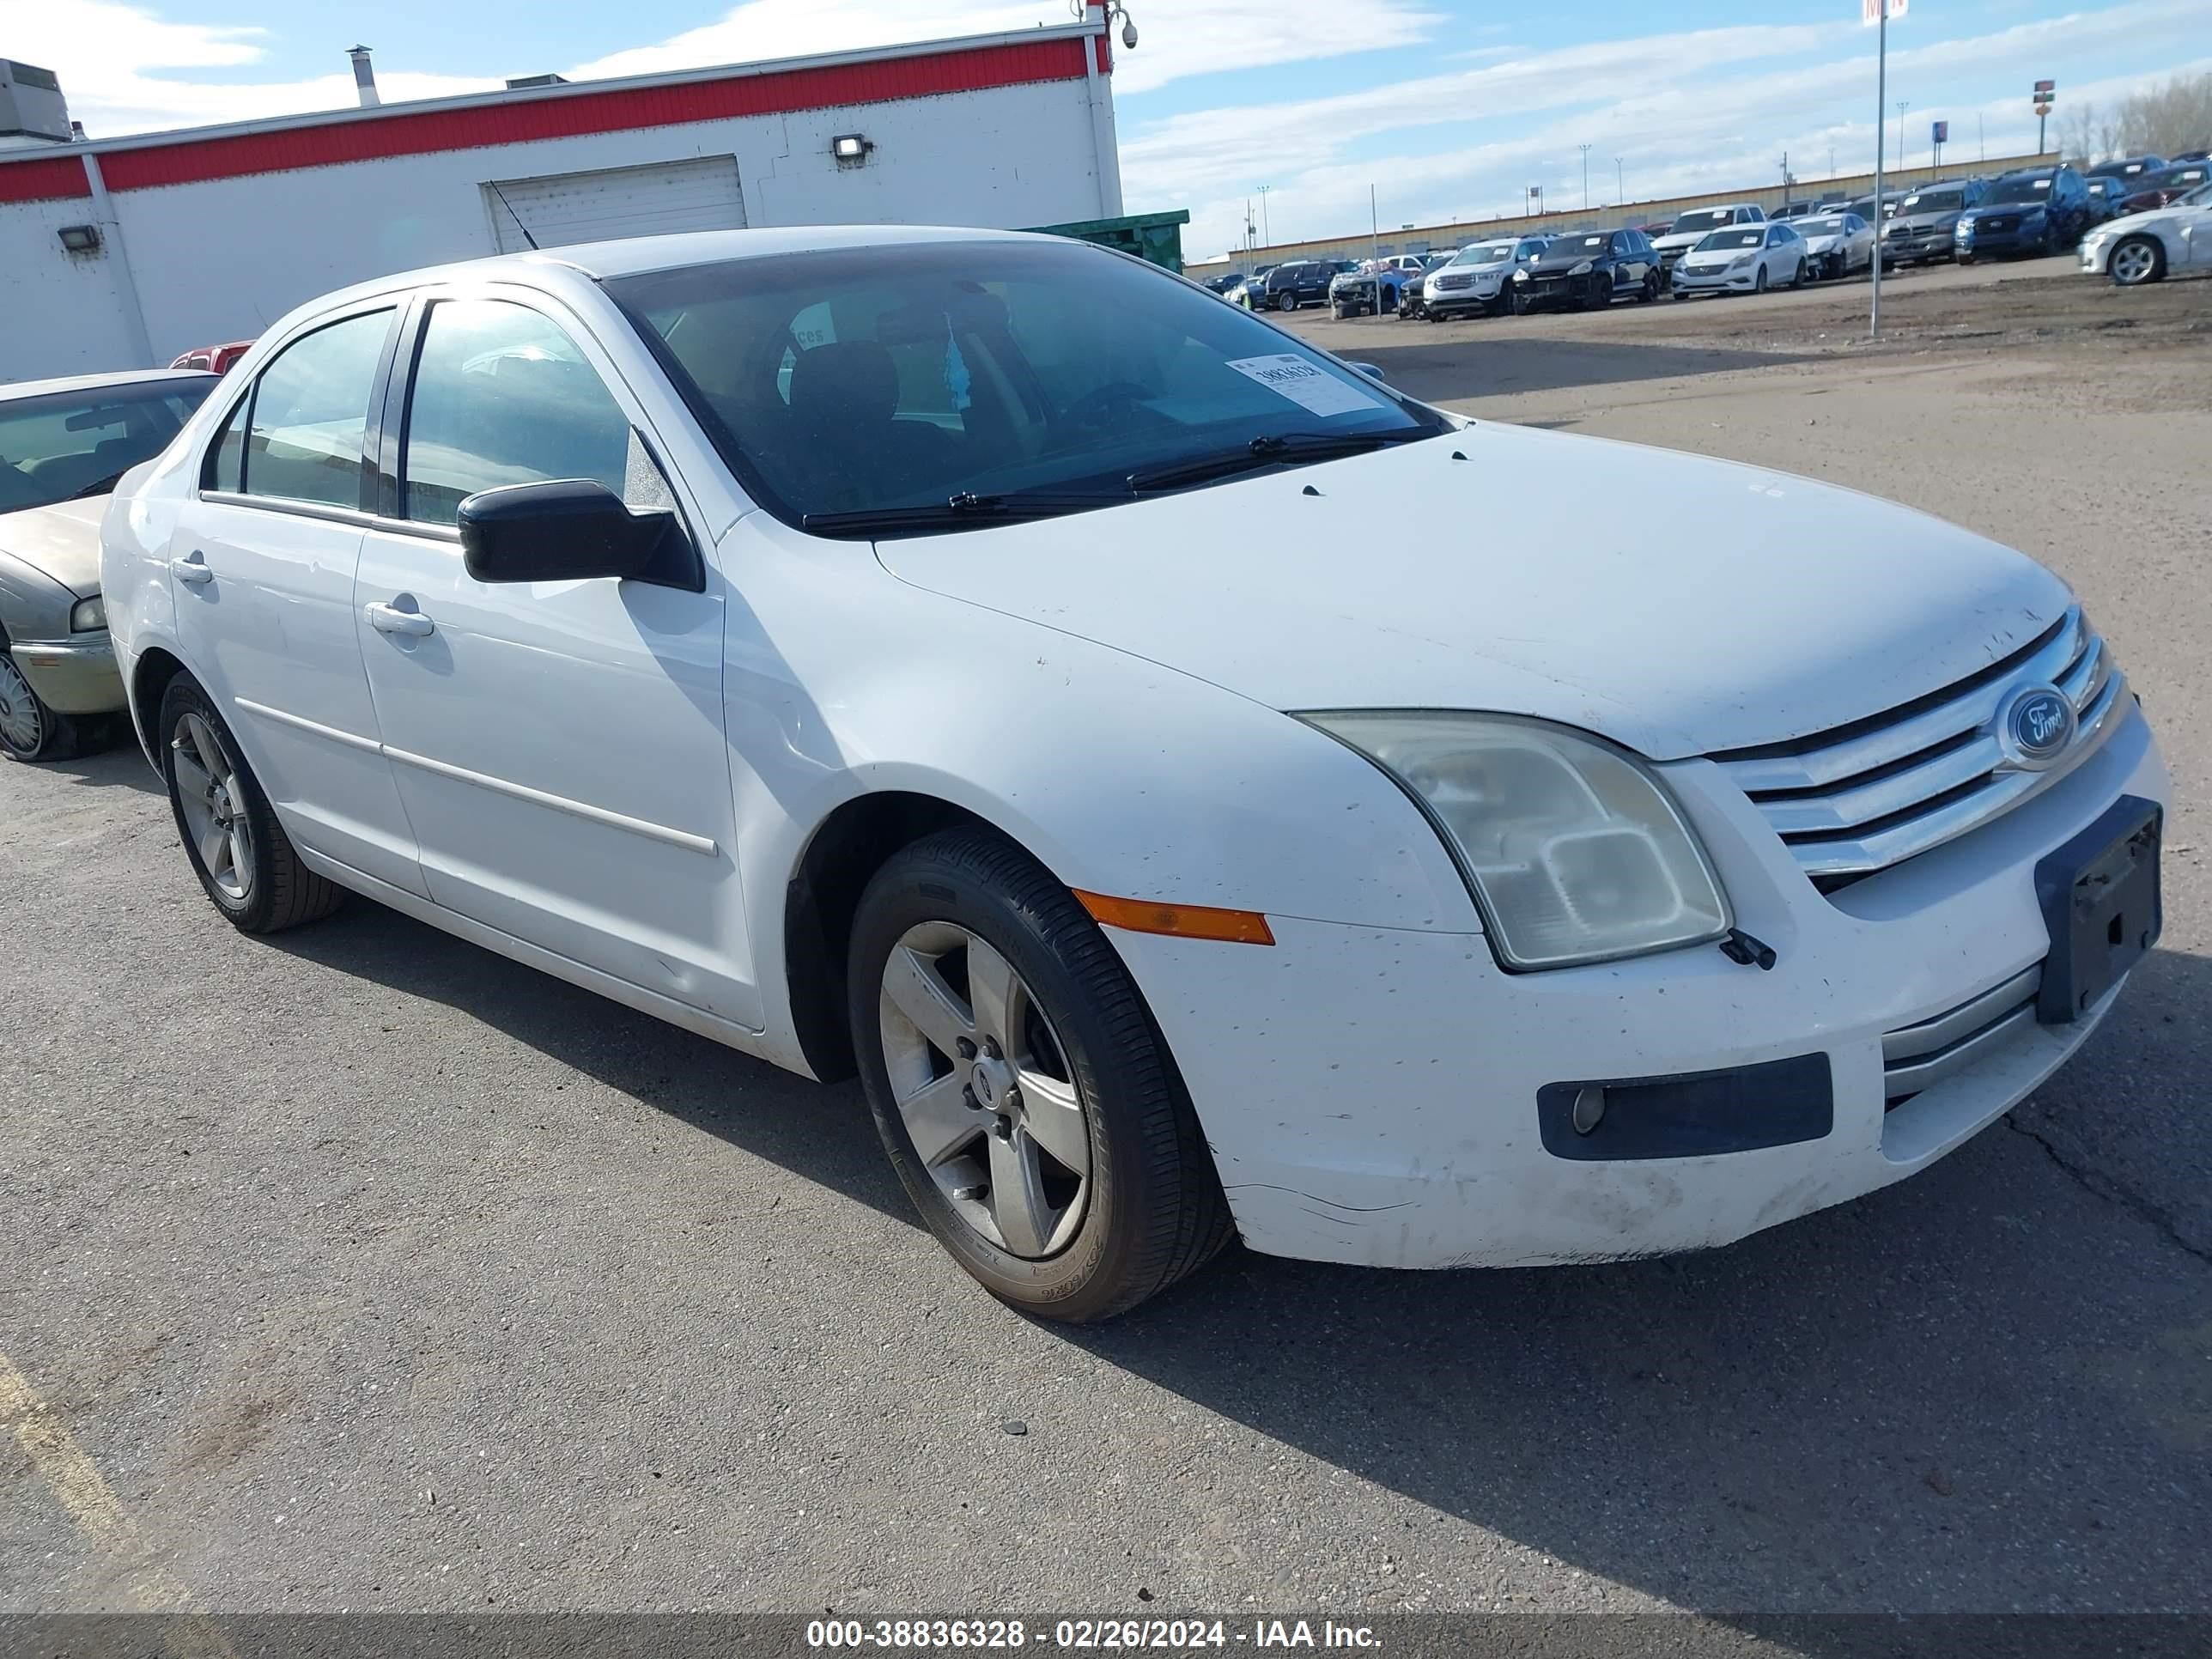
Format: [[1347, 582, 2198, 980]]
[[1698, 229, 1765, 252], [612, 241, 1443, 532], [1455, 244, 1513, 265], [2179, 181, 2212, 207], [1798, 217, 1848, 234], [1668, 210, 1733, 235], [1901, 190, 1966, 212], [1553, 235, 1607, 255], [0, 380, 213, 515], [1984, 176, 2055, 204]]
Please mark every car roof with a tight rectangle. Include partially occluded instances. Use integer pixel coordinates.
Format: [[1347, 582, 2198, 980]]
[[0, 367, 216, 403], [276, 224, 1071, 319]]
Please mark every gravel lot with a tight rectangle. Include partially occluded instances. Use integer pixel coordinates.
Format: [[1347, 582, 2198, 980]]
[[4, 263, 2209, 1625]]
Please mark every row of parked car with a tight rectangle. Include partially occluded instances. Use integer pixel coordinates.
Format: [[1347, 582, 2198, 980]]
[[1204, 153, 2210, 322]]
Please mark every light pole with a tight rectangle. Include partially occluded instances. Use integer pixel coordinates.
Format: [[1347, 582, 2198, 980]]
[[1578, 143, 1590, 210], [1895, 100, 1910, 176], [1256, 184, 1272, 248], [1615, 155, 1625, 203]]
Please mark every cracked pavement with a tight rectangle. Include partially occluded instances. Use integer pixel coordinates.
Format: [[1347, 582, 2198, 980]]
[[4, 282, 2209, 1617]]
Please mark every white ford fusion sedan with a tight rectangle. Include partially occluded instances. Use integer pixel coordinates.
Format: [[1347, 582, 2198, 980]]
[[103, 227, 2168, 1321]]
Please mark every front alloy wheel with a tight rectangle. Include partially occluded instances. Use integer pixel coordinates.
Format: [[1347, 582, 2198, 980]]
[[879, 919, 1092, 1259], [850, 828, 1232, 1321], [2109, 236, 2165, 287], [0, 631, 95, 763]]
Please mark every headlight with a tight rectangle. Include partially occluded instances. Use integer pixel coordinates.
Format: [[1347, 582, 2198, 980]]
[[1513, 268, 1529, 282], [1569, 259, 1595, 275], [70, 595, 106, 632], [1728, 255, 1753, 270], [1302, 713, 1731, 970]]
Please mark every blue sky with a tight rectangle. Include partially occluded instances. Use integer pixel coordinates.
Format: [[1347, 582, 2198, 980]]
[[14, 0, 2209, 259]]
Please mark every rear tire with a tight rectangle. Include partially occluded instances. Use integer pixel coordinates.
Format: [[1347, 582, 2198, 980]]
[[848, 828, 1234, 1322], [158, 674, 345, 934]]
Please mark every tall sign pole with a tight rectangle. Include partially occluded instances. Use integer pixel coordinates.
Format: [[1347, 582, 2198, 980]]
[[2034, 81, 2057, 155], [1864, 0, 1905, 337]]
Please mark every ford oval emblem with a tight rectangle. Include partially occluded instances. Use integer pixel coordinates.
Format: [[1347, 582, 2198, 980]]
[[1998, 684, 2076, 769]]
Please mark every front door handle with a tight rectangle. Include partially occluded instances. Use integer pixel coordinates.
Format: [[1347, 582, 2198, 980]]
[[172, 553, 213, 586], [366, 600, 434, 638]]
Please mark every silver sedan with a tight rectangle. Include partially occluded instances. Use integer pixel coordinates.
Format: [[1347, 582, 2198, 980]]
[[1793, 212, 1875, 280], [1, 369, 213, 761]]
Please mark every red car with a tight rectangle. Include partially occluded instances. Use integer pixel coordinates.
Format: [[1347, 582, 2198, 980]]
[[168, 340, 254, 375], [2121, 164, 2209, 215]]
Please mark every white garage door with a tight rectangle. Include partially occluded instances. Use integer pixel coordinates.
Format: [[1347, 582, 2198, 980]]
[[484, 156, 747, 253]]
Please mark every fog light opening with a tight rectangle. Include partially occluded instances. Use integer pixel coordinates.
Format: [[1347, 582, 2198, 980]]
[[1571, 1085, 1607, 1136]]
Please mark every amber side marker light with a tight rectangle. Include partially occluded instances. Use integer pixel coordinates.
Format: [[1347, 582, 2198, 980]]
[[1073, 890, 1276, 945]]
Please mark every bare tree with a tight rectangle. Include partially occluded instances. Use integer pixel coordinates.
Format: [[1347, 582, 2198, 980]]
[[2113, 72, 2212, 157], [2057, 101, 2101, 164]]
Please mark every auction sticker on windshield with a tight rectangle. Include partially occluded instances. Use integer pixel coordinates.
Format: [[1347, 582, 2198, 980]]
[[1224, 354, 1384, 417]]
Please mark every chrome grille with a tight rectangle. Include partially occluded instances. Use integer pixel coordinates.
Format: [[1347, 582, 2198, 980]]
[[1711, 607, 2126, 881], [1434, 272, 1474, 290]]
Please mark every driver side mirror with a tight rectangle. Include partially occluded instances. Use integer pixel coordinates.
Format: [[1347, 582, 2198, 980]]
[[458, 479, 681, 585]]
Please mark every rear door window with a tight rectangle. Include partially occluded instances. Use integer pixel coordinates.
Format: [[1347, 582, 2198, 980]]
[[243, 311, 392, 508]]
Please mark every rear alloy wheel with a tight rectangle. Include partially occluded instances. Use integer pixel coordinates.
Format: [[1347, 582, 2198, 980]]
[[159, 674, 344, 933], [0, 637, 92, 763], [850, 828, 1233, 1322], [2108, 235, 2166, 287]]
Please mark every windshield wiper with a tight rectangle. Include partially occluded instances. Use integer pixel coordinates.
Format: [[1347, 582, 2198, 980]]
[[68, 470, 131, 501], [801, 489, 1126, 537], [1127, 429, 1428, 494]]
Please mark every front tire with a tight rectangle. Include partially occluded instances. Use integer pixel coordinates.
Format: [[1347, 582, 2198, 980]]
[[2108, 235, 2166, 287], [1753, 265, 1770, 295], [0, 629, 95, 763], [848, 828, 1233, 1322], [158, 675, 344, 933]]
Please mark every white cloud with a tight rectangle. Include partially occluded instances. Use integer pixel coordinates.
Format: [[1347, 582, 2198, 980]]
[[568, 0, 1447, 97], [1138, 0, 2211, 258], [27, 0, 1445, 137], [13, 0, 494, 137]]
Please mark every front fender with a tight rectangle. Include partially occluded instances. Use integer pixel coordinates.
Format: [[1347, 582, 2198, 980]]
[[716, 513, 1480, 1058]]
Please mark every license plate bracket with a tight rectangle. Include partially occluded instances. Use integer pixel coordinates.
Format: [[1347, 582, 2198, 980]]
[[2033, 795, 2162, 1024]]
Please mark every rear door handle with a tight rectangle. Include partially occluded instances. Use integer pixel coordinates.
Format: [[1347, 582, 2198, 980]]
[[366, 600, 434, 637], [172, 553, 213, 586]]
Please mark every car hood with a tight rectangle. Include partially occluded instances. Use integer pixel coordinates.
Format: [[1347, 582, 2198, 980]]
[[1528, 249, 1607, 271], [1966, 202, 2046, 219], [2095, 205, 2183, 235], [1680, 246, 1753, 266], [1798, 232, 1845, 250], [0, 496, 105, 596], [1654, 229, 1721, 252], [872, 425, 2070, 762], [1888, 210, 1962, 231]]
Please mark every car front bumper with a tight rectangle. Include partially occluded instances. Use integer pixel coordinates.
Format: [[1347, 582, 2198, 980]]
[[1955, 224, 2046, 257], [1113, 704, 2169, 1270], [1514, 273, 1607, 308], [7, 635, 125, 714], [1671, 265, 1758, 293], [1425, 283, 1500, 315]]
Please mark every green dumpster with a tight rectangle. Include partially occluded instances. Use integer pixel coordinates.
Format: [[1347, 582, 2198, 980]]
[[1028, 208, 1191, 274]]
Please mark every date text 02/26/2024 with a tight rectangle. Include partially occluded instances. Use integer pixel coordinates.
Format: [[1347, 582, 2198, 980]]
[[805, 1619, 1381, 1650]]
